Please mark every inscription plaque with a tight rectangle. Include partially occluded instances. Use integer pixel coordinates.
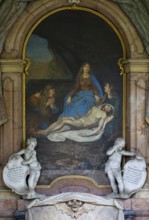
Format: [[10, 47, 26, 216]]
[[3, 155, 29, 195], [123, 157, 147, 197]]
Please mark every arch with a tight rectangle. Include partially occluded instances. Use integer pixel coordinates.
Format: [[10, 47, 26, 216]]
[[1, 0, 145, 59], [1, 0, 149, 190]]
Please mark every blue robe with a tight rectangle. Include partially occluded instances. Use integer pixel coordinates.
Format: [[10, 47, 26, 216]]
[[59, 75, 103, 118]]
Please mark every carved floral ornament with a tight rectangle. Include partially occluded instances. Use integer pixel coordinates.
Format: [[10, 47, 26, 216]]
[[68, 0, 80, 4]]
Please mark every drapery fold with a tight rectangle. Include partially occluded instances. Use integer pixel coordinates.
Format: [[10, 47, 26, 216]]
[[26, 192, 124, 220]]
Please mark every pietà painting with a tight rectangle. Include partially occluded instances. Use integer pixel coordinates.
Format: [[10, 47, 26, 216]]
[[25, 9, 124, 185]]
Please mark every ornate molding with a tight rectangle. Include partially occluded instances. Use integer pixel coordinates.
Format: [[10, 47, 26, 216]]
[[1, 0, 144, 59], [68, 0, 80, 4], [118, 58, 125, 75], [120, 59, 149, 73], [24, 58, 31, 75], [0, 59, 30, 74]]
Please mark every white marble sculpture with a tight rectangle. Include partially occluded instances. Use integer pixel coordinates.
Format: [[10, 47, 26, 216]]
[[3, 137, 42, 199], [105, 137, 147, 198], [26, 192, 124, 220]]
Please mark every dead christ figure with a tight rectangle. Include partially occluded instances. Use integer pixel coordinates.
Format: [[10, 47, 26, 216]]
[[36, 104, 114, 142]]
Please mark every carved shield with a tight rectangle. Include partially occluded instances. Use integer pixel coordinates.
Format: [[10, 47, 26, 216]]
[[123, 157, 147, 197], [3, 155, 29, 195]]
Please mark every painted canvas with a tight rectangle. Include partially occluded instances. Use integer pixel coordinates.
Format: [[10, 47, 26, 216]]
[[25, 9, 124, 185]]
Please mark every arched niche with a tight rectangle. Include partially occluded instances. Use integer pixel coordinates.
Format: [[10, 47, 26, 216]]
[[24, 6, 125, 187], [1, 0, 145, 59], [1, 0, 149, 190]]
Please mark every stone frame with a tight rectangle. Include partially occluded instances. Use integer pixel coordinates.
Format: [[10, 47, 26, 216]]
[[0, 0, 149, 194], [24, 6, 125, 186]]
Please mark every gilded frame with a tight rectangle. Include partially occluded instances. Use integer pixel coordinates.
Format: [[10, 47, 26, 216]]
[[22, 6, 126, 186]]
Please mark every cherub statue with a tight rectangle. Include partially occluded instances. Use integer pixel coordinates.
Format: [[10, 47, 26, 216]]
[[105, 137, 137, 198], [10, 137, 41, 199]]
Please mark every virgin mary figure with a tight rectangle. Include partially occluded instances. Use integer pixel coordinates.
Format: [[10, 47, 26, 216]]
[[59, 62, 103, 118]]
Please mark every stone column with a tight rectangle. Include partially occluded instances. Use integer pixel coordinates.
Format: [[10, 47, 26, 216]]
[[0, 59, 27, 187], [121, 59, 149, 188]]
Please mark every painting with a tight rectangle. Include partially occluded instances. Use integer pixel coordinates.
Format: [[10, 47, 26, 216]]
[[25, 9, 124, 185]]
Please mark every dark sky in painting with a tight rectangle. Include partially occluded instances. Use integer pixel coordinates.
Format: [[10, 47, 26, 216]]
[[33, 9, 123, 93]]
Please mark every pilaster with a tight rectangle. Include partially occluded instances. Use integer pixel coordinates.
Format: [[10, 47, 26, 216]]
[[0, 59, 27, 187], [121, 58, 149, 189]]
